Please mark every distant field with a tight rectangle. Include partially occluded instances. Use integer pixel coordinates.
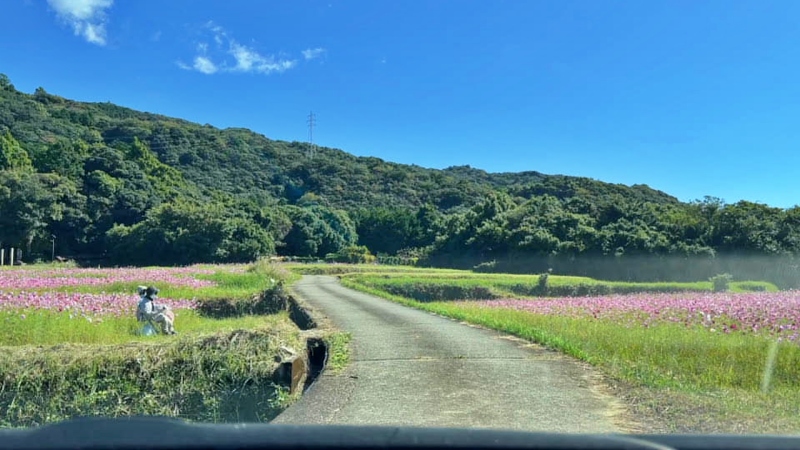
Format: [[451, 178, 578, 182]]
[[331, 264, 797, 433], [302, 266, 779, 300], [284, 262, 464, 276]]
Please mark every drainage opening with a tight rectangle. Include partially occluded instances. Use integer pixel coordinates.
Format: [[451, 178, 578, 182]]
[[289, 299, 317, 330], [304, 338, 328, 391]]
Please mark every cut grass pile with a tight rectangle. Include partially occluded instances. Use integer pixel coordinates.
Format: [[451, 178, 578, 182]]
[[340, 268, 799, 433], [0, 260, 324, 427]]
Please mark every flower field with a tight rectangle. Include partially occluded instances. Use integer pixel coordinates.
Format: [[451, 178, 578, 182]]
[[0, 263, 279, 345], [0, 266, 220, 317], [470, 291, 800, 342], [0, 291, 198, 320], [0, 265, 238, 290]]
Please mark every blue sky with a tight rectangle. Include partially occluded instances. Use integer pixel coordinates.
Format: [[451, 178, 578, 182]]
[[1, 1, 799, 208]]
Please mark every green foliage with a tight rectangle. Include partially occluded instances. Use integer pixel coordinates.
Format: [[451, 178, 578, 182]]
[[710, 273, 734, 292], [1, 72, 799, 285], [325, 332, 352, 373], [0, 73, 13, 90], [537, 270, 551, 293], [353, 206, 441, 254], [0, 131, 33, 172], [0, 171, 87, 254], [105, 201, 275, 265], [280, 205, 357, 257]]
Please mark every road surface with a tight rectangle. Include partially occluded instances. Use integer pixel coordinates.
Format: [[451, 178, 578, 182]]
[[273, 275, 633, 433]]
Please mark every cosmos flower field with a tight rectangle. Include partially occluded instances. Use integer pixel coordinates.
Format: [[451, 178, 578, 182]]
[[469, 291, 800, 343], [0, 264, 265, 345], [0, 266, 218, 318]]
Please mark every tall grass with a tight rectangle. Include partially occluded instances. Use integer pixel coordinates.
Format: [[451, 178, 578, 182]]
[[0, 323, 303, 428]]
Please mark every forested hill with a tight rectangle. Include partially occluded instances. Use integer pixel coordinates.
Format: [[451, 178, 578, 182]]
[[0, 74, 676, 211], [1, 73, 799, 287]]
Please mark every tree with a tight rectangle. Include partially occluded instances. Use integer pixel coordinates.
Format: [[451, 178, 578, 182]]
[[0, 171, 85, 256], [353, 207, 421, 255], [280, 205, 357, 257], [0, 73, 12, 90], [34, 139, 88, 180], [0, 131, 33, 172], [106, 201, 274, 265]]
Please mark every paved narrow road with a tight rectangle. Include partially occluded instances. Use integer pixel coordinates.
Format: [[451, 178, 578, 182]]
[[273, 276, 630, 433]]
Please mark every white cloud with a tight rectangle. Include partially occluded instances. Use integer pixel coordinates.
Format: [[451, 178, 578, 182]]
[[230, 42, 296, 74], [47, 0, 113, 46], [193, 56, 218, 74], [302, 47, 325, 60], [180, 23, 298, 75], [208, 21, 225, 46]]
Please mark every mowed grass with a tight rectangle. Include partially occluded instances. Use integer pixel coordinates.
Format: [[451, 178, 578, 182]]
[[340, 270, 800, 433], [0, 308, 286, 346]]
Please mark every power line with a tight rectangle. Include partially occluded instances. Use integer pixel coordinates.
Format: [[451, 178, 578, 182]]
[[306, 111, 316, 159]]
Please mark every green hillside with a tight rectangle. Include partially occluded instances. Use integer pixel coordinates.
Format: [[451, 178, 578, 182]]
[[1, 73, 799, 286]]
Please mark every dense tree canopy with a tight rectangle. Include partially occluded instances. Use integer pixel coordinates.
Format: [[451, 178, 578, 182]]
[[0, 74, 798, 286]]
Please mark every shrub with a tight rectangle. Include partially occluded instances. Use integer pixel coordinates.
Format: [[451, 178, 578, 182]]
[[325, 246, 376, 264], [537, 269, 551, 293], [710, 273, 734, 292]]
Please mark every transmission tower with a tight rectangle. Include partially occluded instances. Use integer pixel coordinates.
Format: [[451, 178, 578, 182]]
[[307, 111, 316, 158]]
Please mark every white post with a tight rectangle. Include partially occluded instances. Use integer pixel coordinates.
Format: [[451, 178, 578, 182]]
[[9, 248, 14, 266], [0, 249, 4, 266]]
